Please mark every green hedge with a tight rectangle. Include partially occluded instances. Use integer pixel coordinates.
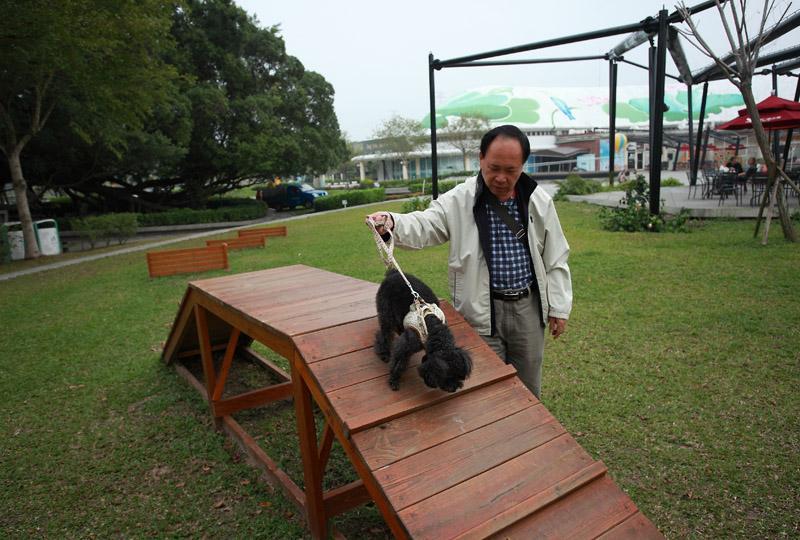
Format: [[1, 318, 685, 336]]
[[136, 201, 268, 226], [407, 179, 462, 195], [70, 213, 139, 248], [313, 188, 385, 211], [554, 174, 603, 201]]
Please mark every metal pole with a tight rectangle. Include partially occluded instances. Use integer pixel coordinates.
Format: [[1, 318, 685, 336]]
[[692, 82, 709, 184], [609, 60, 618, 182], [649, 9, 669, 215], [781, 75, 800, 170], [700, 129, 710, 175], [771, 66, 780, 161], [672, 140, 681, 171], [687, 83, 695, 183], [428, 53, 439, 199]]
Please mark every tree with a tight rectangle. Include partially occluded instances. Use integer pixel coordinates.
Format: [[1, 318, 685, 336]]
[[0, 0, 178, 258], [441, 115, 491, 171], [677, 0, 798, 244], [1, 0, 349, 218], [373, 115, 426, 180]]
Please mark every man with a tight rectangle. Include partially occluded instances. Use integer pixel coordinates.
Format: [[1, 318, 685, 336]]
[[366, 125, 572, 399]]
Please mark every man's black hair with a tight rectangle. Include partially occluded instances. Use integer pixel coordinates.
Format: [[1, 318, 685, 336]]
[[479, 124, 530, 164]]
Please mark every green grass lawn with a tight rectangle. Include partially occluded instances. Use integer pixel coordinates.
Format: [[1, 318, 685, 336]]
[[1, 201, 798, 538]]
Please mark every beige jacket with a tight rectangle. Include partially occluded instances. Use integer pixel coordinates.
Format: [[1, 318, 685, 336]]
[[390, 175, 572, 335]]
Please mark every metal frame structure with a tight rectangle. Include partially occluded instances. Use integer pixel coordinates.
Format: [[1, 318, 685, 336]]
[[426, 0, 800, 213]]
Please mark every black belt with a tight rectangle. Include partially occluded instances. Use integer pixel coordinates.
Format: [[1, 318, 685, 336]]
[[491, 286, 530, 301]]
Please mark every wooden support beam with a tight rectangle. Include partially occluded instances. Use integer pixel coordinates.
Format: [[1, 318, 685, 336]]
[[318, 422, 335, 473], [292, 351, 327, 539], [194, 305, 216, 402], [323, 480, 371, 519], [212, 328, 241, 402], [212, 382, 293, 417]]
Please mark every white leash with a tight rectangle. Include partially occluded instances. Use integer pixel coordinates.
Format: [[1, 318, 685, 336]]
[[366, 216, 422, 304], [367, 216, 446, 342]]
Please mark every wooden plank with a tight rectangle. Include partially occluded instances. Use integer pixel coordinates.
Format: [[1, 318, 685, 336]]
[[309, 321, 484, 394], [595, 511, 664, 540], [331, 342, 518, 434], [212, 328, 241, 401], [293, 317, 380, 363], [206, 235, 265, 250], [147, 245, 228, 277], [191, 293, 296, 361], [292, 352, 327, 539], [354, 378, 536, 470], [218, 415, 306, 514], [237, 346, 291, 382], [397, 434, 595, 539], [323, 480, 371, 520], [194, 305, 216, 401], [212, 381, 293, 417], [263, 290, 378, 337], [484, 475, 640, 540], [458, 461, 608, 539], [377, 408, 565, 510], [238, 225, 287, 237], [318, 422, 335, 472], [162, 288, 197, 364]]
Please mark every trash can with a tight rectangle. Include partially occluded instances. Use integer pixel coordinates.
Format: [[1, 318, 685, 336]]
[[5, 220, 63, 259], [0, 223, 9, 263], [35, 219, 62, 256], [6, 221, 25, 260]]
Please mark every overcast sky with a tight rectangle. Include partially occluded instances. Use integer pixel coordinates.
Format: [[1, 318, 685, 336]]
[[236, 0, 798, 140]]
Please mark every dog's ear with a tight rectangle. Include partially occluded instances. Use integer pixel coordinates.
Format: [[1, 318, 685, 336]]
[[455, 347, 473, 377]]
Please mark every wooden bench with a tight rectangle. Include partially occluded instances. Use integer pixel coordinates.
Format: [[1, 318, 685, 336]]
[[237, 225, 287, 238], [146, 244, 228, 278], [162, 266, 663, 539], [206, 235, 265, 250]]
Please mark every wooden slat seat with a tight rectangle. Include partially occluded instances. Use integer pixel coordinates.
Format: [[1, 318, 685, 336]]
[[237, 225, 287, 238], [162, 265, 663, 539], [146, 244, 228, 278], [206, 235, 266, 250]]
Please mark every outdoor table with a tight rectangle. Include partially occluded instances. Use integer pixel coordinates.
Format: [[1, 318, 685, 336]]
[[162, 264, 663, 539]]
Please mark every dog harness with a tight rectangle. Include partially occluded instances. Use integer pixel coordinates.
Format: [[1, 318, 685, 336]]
[[402, 301, 446, 344]]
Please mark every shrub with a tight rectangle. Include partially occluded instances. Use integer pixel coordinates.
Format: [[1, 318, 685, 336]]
[[554, 174, 603, 201], [401, 197, 431, 213], [407, 179, 461, 195], [598, 175, 691, 233], [313, 188, 385, 211], [136, 202, 267, 227], [662, 177, 684, 187], [70, 213, 139, 248]]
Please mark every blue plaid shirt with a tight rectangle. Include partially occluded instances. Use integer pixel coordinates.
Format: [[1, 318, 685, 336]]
[[487, 198, 533, 290]]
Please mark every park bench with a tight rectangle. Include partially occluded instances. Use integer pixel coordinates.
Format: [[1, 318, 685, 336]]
[[237, 225, 287, 239], [162, 265, 663, 539], [146, 244, 228, 278], [205, 235, 265, 250]]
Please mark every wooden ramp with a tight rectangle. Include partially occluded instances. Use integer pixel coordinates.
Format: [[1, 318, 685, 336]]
[[162, 264, 662, 539]]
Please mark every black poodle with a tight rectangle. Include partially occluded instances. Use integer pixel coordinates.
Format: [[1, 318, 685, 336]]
[[374, 269, 472, 392]]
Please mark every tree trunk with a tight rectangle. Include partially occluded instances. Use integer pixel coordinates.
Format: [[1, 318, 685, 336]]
[[8, 146, 40, 259], [739, 83, 797, 243]]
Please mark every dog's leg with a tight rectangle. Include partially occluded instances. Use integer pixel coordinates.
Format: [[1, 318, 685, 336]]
[[388, 329, 422, 390], [374, 329, 392, 363]]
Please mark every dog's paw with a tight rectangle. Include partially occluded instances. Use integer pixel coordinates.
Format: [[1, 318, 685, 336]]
[[440, 380, 464, 393], [388, 378, 400, 391]]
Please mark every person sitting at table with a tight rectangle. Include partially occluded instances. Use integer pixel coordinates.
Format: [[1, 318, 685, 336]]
[[738, 157, 758, 193], [726, 156, 743, 175]]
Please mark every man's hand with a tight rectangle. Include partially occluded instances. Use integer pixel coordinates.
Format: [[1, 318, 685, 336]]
[[365, 211, 394, 234], [548, 317, 567, 339]]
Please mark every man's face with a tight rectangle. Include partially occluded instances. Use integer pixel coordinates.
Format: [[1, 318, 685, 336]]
[[479, 136, 524, 201]]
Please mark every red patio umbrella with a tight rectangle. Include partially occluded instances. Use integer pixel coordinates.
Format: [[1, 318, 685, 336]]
[[718, 95, 800, 131]]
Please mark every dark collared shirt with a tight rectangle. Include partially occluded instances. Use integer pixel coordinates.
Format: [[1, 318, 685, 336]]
[[486, 197, 533, 290]]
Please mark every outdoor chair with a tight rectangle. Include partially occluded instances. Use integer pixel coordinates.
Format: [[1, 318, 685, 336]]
[[717, 173, 741, 206]]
